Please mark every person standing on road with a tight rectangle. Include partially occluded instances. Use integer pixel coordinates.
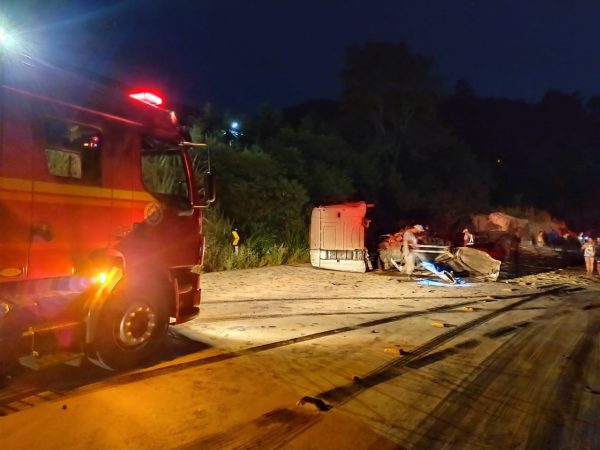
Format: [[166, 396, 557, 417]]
[[462, 228, 474, 247], [537, 230, 545, 247], [362, 217, 374, 271], [532, 230, 545, 255], [581, 237, 595, 276], [402, 224, 424, 277], [594, 237, 600, 275]]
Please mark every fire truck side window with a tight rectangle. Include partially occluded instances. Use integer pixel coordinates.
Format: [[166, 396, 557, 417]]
[[141, 137, 191, 211], [43, 118, 102, 185]]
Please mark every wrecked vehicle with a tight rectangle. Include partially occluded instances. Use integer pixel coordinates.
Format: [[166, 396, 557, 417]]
[[378, 232, 500, 283], [469, 210, 576, 253], [310, 202, 501, 282], [310, 202, 371, 273], [436, 247, 501, 282]]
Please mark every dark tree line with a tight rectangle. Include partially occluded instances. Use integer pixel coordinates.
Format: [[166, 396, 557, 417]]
[[442, 84, 600, 229], [189, 42, 600, 244]]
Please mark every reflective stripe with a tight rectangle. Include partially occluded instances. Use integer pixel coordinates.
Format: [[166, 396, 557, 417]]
[[0, 176, 154, 205]]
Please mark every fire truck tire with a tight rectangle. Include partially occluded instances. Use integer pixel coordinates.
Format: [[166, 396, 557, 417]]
[[90, 280, 170, 371]]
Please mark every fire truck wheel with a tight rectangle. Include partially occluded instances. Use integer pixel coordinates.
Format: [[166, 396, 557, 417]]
[[91, 282, 169, 371]]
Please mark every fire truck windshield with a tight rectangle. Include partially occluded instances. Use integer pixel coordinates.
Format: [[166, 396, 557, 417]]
[[141, 144, 191, 211]]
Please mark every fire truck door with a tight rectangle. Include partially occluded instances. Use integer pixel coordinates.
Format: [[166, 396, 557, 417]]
[[109, 128, 136, 243], [28, 114, 111, 279], [0, 90, 33, 282]]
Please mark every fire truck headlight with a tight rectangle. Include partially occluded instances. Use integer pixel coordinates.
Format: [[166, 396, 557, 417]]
[[90, 272, 109, 284]]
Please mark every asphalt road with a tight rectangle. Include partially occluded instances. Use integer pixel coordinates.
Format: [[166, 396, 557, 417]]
[[0, 264, 599, 449]]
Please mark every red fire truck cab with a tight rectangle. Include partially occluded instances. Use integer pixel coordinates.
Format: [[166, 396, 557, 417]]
[[0, 55, 214, 370]]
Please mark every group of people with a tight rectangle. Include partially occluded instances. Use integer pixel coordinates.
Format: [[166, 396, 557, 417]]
[[381, 224, 473, 277], [537, 229, 600, 276], [381, 222, 600, 278], [581, 236, 600, 276], [376, 223, 425, 276]]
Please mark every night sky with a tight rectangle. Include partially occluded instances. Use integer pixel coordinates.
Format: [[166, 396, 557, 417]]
[[3, 1, 600, 113]]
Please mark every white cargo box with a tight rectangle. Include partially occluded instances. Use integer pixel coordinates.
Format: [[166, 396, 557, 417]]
[[310, 202, 368, 273]]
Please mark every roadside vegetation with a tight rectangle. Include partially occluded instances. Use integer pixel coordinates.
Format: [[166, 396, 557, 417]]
[[181, 42, 600, 272], [201, 206, 309, 272]]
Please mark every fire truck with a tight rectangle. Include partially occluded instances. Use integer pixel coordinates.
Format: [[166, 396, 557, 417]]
[[0, 54, 214, 371]]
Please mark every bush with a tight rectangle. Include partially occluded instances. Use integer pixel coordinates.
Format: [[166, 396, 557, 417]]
[[286, 246, 310, 265], [262, 244, 287, 266], [201, 207, 310, 272]]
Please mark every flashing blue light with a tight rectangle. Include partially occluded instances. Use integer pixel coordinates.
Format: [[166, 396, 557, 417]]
[[417, 278, 471, 287], [419, 260, 457, 284], [231, 121, 239, 130]]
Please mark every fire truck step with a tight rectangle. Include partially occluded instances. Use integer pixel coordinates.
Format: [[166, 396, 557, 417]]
[[174, 306, 200, 324], [18, 351, 83, 371]]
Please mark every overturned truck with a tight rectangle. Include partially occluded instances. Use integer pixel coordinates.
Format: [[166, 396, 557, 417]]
[[310, 202, 370, 273], [310, 202, 501, 282]]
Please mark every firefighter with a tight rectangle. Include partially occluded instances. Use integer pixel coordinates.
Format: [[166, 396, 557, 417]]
[[462, 228, 474, 246], [377, 231, 402, 271], [402, 224, 424, 277]]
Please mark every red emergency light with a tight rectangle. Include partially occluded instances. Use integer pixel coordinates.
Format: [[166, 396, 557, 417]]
[[129, 91, 164, 107]]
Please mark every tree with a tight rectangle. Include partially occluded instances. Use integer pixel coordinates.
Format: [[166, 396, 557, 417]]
[[201, 140, 309, 244], [243, 104, 284, 147], [264, 128, 357, 204], [189, 103, 224, 141], [340, 42, 441, 141], [337, 42, 491, 225]]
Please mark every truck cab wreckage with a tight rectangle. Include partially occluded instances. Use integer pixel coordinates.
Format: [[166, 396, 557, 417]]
[[310, 202, 501, 283]]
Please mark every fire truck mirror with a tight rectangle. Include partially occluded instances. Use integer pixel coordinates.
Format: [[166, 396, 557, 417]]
[[203, 172, 216, 204], [195, 172, 215, 208]]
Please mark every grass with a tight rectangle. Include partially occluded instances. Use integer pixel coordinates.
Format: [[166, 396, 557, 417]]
[[201, 208, 310, 272], [203, 242, 310, 272]]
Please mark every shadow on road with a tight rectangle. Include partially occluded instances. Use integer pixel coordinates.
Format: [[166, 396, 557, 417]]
[[0, 330, 211, 407], [499, 246, 581, 279], [0, 246, 584, 411]]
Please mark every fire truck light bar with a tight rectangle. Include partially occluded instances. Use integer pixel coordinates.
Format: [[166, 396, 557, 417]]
[[129, 92, 164, 106]]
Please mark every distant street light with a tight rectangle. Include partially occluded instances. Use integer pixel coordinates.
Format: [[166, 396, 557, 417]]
[[229, 121, 241, 142]]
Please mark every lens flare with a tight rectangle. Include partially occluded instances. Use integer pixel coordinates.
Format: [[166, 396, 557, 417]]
[[91, 272, 108, 284]]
